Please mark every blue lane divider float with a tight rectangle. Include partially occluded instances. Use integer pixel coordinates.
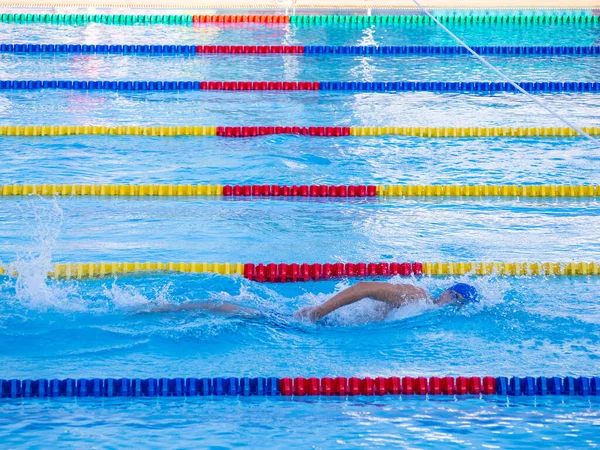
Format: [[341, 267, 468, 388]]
[[317, 81, 600, 93], [0, 80, 599, 93], [1, 43, 199, 55], [303, 45, 600, 56], [0, 43, 599, 56], [1, 376, 599, 398]]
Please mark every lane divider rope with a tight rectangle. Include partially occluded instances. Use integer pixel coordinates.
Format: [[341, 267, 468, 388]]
[[1, 184, 598, 198], [2, 126, 599, 138], [0, 14, 282, 25], [289, 15, 600, 25], [1, 80, 599, 92], [0, 14, 598, 26], [1, 376, 599, 398], [3, 44, 599, 56], [0, 261, 598, 280]]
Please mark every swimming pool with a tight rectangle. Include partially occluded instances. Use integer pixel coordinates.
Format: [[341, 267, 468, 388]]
[[0, 8, 599, 448]]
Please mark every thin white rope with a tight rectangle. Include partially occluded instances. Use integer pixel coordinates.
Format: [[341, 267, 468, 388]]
[[411, 0, 600, 147]]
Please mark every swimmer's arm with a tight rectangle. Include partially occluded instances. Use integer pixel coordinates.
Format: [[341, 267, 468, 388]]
[[296, 282, 422, 322]]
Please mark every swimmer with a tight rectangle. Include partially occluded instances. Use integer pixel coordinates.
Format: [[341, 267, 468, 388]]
[[149, 281, 478, 322], [294, 281, 478, 322]]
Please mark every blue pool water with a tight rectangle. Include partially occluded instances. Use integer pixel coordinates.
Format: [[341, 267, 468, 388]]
[[0, 11, 599, 448]]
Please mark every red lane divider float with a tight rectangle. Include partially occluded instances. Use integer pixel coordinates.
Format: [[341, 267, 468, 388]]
[[279, 376, 495, 396], [223, 184, 373, 196], [216, 125, 347, 137], [243, 262, 423, 282], [192, 15, 290, 24], [200, 81, 320, 91], [196, 45, 304, 54]]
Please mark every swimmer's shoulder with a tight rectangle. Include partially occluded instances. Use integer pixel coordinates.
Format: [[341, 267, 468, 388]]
[[393, 283, 431, 301]]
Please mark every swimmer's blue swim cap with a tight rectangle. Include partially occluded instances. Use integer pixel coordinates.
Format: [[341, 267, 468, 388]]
[[449, 283, 479, 303]]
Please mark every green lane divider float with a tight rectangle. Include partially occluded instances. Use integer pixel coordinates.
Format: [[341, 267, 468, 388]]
[[289, 14, 600, 25], [0, 13, 193, 25]]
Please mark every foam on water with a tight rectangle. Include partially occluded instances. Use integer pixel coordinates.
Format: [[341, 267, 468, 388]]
[[3, 197, 88, 312], [103, 279, 173, 311]]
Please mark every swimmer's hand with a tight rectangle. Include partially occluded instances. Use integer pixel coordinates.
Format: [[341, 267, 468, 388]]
[[294, 306, 321, 322]]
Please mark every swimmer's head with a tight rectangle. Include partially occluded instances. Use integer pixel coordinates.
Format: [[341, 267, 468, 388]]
[[436, 283, 479, 306]]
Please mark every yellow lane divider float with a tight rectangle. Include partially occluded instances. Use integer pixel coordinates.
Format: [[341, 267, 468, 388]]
[[0, 184, 598, 198], [349, 127, 600, 138], [1, 126, 599, 138], [0, 126, 217, 136], [0, 261, 598, 280]]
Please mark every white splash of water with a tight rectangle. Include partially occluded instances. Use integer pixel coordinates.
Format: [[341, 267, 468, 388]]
[[103, 280, 173, 311], [8, 197, 87, 311], [293, 279, 393, 326], [202, 281, 290, 319], [357, 26, 378, 47]]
